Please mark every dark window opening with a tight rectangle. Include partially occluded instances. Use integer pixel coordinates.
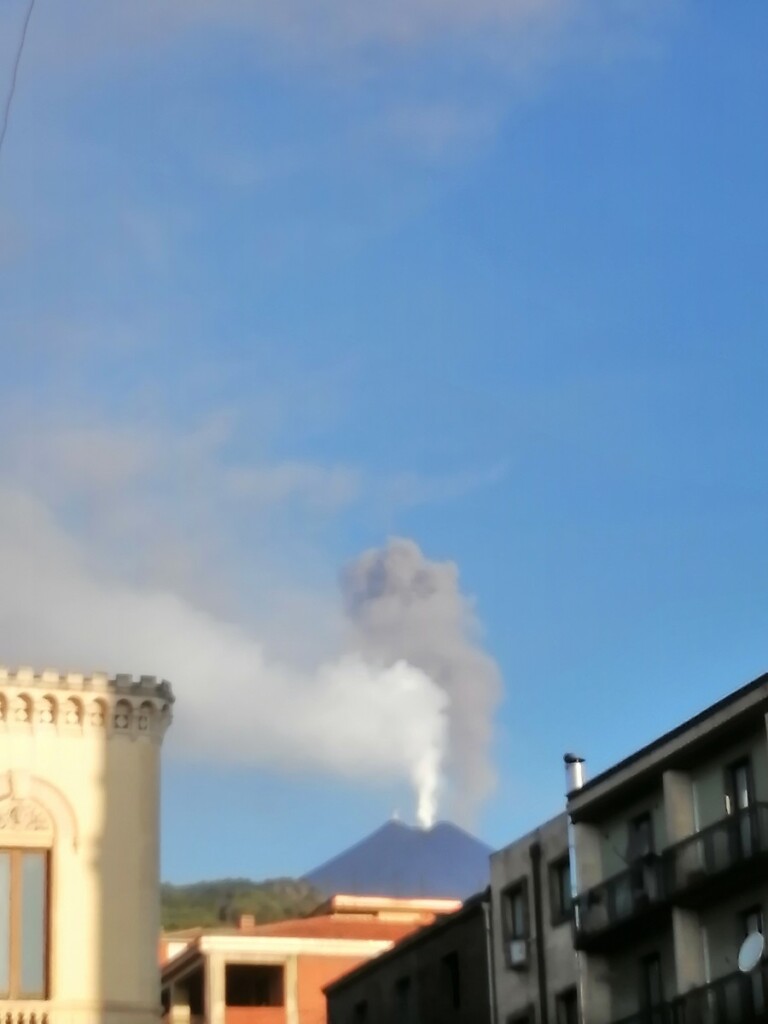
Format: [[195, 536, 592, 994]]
[[394, 975, 413, 1019], [556, 987, 579, 1024], [502, 880, 529, 969], [503, 881, 529, 939], [628, 812, 655, 861], [726, 758, 755, 815], [550, 857, 573, 924], [640, 953, 664, 1011], [441, 951, 461, 1009], [353, 999, 368, 1023], [742, 905, 764, 938], [225, 963, 284, 1007]]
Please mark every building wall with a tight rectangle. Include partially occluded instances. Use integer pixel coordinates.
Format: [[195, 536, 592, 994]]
[[567, 676, 768, 1024], [699, 884, 768, 979], [490, 814, 578, 1024], [0, 669, 172, 1024], [597, 791, 667, 878], [690, 729, 768, 829], [326, 899, 492, 1024], [604, 928, 675, 1021], [297, 955, 369, 1024]]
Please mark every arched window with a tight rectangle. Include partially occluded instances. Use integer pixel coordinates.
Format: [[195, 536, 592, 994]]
[[0, 799, 53, 1000]]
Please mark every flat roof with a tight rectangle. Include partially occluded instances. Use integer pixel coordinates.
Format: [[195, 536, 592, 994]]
[[569, 670, 768, 814]]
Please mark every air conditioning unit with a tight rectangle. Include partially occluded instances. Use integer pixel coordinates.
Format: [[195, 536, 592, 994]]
[[508, 939, 528, 968]]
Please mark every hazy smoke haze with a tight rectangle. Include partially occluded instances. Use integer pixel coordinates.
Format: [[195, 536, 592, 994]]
[[0, 489, 457, 817], [342, 537, 502, 826]]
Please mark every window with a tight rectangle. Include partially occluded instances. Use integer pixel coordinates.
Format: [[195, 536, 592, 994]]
[[726, 759, 754, 815], [503, 882, 528, 939], [628, 812, 655, 861], [742, 905, 764, 938], [0, 849, 48, 999], [353, 999, 368, 1023], [640, 953, 664, 1015], [224, 964, 284, 1007], [441, 951, 461, 1009], [502, 881, 529, 968], [556, 988, 579, 1024], [550, 857, 573, 925], [394, 976, 413, 1021]]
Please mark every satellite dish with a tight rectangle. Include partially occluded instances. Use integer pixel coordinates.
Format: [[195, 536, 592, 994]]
[[738, 931, 765, 973]]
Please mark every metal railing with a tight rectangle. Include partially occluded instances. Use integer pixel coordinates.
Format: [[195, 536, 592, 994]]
[[608, 966, 768, 1024], [575, 805, 768, 941], [666, 804, 768, 897], [673, 966, 768, 1024], [574, 856, 668, 940]]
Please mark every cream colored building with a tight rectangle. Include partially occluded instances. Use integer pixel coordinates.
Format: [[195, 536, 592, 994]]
[[0, 666, 173, 1024]]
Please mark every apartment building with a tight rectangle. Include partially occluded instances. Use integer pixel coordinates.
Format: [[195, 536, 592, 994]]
[[161, 894, 459, 1024], [490, 814, 579, 1024], [568, 671, 768, 1024], [324, 890, 493, 1024]]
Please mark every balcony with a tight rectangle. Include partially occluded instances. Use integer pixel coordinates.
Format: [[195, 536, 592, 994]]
[[574, 855, 669, 950], [673, 966, 768, 1024], [609, 966, 768, 1024], [0, 1005, 51, 1024], [667, 804, 768, 906]]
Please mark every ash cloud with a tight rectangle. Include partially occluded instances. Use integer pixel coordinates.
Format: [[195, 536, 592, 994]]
[[0, 489, 451, 816], [342, 536, 502, 826]]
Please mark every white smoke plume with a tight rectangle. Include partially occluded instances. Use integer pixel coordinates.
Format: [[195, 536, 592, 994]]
[[342, 537, 502, 827], [0, 488, 451, 815]]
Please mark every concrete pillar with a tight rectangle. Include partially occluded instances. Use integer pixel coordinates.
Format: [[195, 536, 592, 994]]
[[663, 771, 696, 844], [205, 953, 226, 1024], [673, 907, 706, 994], [285, 954, 299, 1024]]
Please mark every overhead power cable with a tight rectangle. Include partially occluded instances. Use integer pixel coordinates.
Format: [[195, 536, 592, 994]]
[[0, 0, 36, 163]]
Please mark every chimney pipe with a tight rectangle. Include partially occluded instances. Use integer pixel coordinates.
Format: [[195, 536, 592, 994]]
[[564, 753, 585, 794]]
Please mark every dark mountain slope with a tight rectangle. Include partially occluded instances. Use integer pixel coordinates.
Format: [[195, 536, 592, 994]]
[[303, 819, 491, 900]]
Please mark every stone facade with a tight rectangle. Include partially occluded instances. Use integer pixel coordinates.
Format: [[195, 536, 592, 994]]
[[0, 666, 173, 1024]]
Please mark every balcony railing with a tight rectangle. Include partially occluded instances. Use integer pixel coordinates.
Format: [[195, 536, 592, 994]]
[[0, 1008, 50, 1024], [673, 966, 768, 1024], [575, 805, 768, 944], [574, 855, 668, 944], [609, 966, 768, 1024], [666, 804, 768, 899]]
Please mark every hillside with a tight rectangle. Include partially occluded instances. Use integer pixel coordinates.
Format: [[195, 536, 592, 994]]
[[161, 877, 323, 931]]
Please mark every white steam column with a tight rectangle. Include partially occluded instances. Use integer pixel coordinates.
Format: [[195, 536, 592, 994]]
[[0, 667, 173, 1023]]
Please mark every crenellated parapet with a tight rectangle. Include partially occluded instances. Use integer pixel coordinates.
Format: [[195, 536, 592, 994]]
[[0, 667, 174, 741]]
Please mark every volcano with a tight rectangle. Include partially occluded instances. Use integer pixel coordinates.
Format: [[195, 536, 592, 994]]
[[303, 820, 491, 900]]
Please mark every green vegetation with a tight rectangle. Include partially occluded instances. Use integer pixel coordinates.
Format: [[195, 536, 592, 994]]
[[161, 877, 324, 932]]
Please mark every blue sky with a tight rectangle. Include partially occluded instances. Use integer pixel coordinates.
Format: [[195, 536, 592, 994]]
[[1, 0, 767, 882]]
